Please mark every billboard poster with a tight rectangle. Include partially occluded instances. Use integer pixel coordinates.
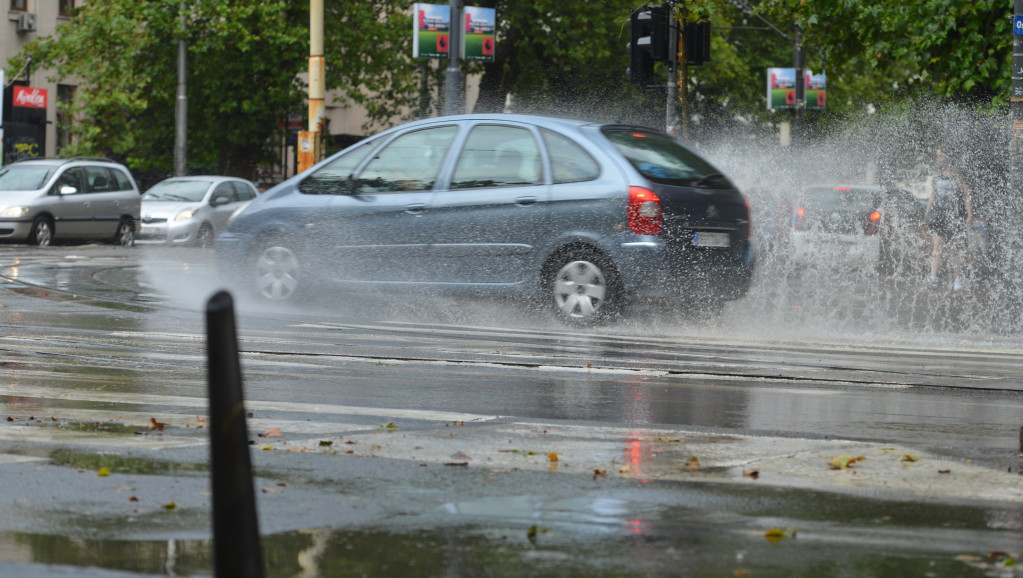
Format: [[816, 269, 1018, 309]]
[[413, 3, 450, 59], [767, 67, 797, 110], [463, 6, 495, 62], [805, 70, 826, 110], [767, 68, 826, 110]]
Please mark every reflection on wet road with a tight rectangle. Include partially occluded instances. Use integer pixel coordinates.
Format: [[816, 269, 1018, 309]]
[[0, 245, 1021, 577]]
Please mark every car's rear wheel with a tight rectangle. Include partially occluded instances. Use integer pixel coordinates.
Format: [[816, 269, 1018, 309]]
[[195, 223, 215, 248], [544, 251, 623, 325], [29, 216, 53, 246], [114, 219, 135, 247], [253, 238, 303, 302]]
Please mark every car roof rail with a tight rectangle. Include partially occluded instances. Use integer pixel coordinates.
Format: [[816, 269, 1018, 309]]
[[7, 155, 120, 166]]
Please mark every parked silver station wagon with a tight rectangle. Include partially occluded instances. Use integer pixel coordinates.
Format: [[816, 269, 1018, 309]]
[[216, 114, 756, 324], [0, 157, 140, 246]]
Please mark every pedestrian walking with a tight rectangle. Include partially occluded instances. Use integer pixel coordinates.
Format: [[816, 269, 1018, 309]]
[[923, 148, 973, 290]]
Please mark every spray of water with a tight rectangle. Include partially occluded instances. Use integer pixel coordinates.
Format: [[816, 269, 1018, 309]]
[[700, 100, 1023, 346]]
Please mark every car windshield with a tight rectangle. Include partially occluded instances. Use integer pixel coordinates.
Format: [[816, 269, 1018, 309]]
[[602, 128, 732, 189], [143, 180, 213, 202], [801, 187, 879, 212], [0, 165, 53, 191]]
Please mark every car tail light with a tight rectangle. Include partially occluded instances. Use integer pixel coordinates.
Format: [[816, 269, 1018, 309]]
[[794, 207, 806, 231], [628, 186, 662, 235], [866, 210, 881, 235], [745, 198, 752, 238]]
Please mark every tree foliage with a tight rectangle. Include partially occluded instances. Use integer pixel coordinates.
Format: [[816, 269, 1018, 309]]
[[10, 1, 309, 180], [8, 0, 1015, 178]]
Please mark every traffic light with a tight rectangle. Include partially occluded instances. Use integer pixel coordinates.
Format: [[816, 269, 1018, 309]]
[[686, 21, 710, 66], [628, 5, 670, 87]]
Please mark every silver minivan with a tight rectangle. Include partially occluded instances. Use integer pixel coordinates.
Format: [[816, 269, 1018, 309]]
[[0, 157, 140, 246]]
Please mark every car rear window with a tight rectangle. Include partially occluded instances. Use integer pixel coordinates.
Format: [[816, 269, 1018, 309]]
[[602, 128, 732, 189], [0, 165, 53, 190], [800, 187, 879, 212]]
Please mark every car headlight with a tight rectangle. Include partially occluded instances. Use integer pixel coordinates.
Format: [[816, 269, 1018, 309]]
[[0, 206, 29, 218], [174, 208, 198, 221]]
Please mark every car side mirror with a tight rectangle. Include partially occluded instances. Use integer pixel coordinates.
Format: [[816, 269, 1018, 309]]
[[59, 185, 78, 195], [211, 195, 231, 206]]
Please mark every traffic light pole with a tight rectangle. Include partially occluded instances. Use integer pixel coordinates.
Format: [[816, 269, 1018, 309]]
[[666, 9, 677, 135], [443, 0, 463, 116]]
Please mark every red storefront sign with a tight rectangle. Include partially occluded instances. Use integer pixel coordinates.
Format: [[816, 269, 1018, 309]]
[[13, 86, 47, 109]]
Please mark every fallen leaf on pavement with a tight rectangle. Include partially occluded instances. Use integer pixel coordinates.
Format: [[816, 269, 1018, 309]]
[[149, 418, 165, 432], [547, 452, 559, 462], [685, 457, 700, 471], [163, 502, 176, 511], [593, 468, 607, 480], [743, 469, 759, 479], [900, 454, 918, 463], [97, 468, 110, 477], [261, 427, 284, 438], [829, 455, 866, 470]]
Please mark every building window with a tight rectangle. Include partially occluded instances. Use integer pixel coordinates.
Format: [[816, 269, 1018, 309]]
[[10, 0, 27, 11], [57, 84, 76, 154], [59, 0, 75, 16]]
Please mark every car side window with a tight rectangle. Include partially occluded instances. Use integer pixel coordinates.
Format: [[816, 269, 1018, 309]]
[[357, 125, 457, 194], [212, 182, 236, 204], [541, 129, 600, 183], [299, 139, 375, 195], [112, 169, 134, 191], [451, 125, 543, 189], [85, 166, 116, 193], [53, 167, 84, 194], [232, 181, 256, 201]]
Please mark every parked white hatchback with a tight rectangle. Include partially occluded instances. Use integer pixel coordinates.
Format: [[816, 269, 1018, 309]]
[[138, 176, 260, 247]]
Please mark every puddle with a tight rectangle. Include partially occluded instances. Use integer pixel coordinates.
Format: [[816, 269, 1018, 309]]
[[0, 521, 1003, 577]]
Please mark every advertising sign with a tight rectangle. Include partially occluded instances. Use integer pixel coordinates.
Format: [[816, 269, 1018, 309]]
[[413, 3, 450, 59], [463, 6, 495, 62], [767, 67, 796, 110], [805, 71, 826, 110], [766, 68, 826, 110], [13, 86, 47, 109]]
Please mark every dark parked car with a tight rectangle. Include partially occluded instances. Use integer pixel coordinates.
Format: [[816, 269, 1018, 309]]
[[786, 184, 927, 274], [215, 114, 756, 324]]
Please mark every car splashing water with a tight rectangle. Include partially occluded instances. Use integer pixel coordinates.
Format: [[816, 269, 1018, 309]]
[[697, 100, 1023, 345]]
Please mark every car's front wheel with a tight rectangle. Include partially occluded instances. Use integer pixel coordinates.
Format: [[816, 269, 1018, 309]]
[[195, 223, 215, 248], [253, 238, 303, 302], [114, 219, 135, 247], [29, 216, 53, 246], [544, 251, 623, 325]]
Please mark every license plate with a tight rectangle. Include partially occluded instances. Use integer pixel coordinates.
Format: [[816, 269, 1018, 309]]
[[692, 231, 730, 248]]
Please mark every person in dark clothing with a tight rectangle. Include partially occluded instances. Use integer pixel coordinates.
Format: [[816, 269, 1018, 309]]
[[923, 148, 973, 289]]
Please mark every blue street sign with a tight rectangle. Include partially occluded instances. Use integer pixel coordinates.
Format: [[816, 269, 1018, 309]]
[[1015, 15, 1023, 36]]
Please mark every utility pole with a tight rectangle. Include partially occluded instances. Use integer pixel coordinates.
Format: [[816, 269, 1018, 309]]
[[174, 4, 187, 177], [666, 7, 677, 135], [792, 25, 804, 148], [297, 0, 325, 173], [443, 0, 463, 116]]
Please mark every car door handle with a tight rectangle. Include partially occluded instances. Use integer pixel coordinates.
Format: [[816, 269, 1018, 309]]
[[405, 203, 426, 215], [515, 196, 537, 206]]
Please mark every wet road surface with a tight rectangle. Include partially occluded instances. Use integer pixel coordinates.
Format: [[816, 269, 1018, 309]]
[[0, 245, 1021, 577]]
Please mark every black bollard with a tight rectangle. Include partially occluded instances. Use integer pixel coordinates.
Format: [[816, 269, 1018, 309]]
[[206, 290, 264, 578]]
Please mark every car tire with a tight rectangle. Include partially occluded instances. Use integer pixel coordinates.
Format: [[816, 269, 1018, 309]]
[[252, 237, 303, 302], [29, 216, 53, 247], [543, 250, 623, 325], [195, 223, 215, 248], [114, 219, 135, 247]]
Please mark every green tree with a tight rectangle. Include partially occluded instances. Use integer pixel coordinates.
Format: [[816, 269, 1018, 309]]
[[10, 1, 310, 180]]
